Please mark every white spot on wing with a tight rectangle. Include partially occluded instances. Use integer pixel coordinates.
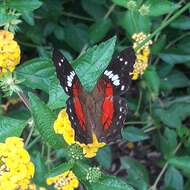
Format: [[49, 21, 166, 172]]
[[112, 74, 119, 81], [106, 71, 112, 76], [121, 85, 125, 91], [71, 71, 75, 77], [104, 70, 109, 75], [69, 108, 72, 112], [109, 73, 113, 79], [124, 61, 128, 65], [113, 80, 120, 86], [120, 58, 123, 61], [67, 76, 72, 82], [58, 62, 61, 67], [65, 87, 68, 92], [67, 81, 72, 87], [61, 59, 64, 62], [119, 115, 122, 119]]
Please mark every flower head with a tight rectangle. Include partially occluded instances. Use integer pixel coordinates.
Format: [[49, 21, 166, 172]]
[[0, 30, 21, 78], [139, 4, 150, 16], [127, 0, 137, 10], [0, 137, 35, 190], [47, 170, 79, 190], [54, 109, 105, 158], [131, 32, 152, 80], [86, 167, 102, 183]]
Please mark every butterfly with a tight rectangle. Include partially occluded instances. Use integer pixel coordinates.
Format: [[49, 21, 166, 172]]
[[53, 47, 136, 144]]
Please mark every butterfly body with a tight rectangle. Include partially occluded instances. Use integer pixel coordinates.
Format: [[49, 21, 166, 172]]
[[53, 47, 136, 144]]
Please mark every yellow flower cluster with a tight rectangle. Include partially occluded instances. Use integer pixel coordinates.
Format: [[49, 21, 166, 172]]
[[0, 137, 35, 190], [131, 32, 152, 80], [47, 171, 79, 190], [0, 30, 21, 77], [54, 109, 105, 158]]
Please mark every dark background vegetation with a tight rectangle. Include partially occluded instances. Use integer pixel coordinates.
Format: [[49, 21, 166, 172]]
[[0, 0, 190, 190]]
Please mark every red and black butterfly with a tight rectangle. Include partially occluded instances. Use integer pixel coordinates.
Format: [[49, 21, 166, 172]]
[[53, 47, 136, 144]]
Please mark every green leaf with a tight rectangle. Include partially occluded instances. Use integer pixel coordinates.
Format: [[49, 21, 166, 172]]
[[146, 0, 180, 17], [46, 162, 74, 178], [7, 0, 42, 13], [72, 36, 116, 91], [160, 49, 190, 65], [48, 76, 68, 110], [151, 35, 167, 54], [164, 166, 184, 190], [32, 153, 48, 186], [0, 116, 27, 142], [153, 102, 190, 128], [22, 11, 35, 26], [169, 156, 190, 175], [120, 157, 149, 190], [54, 25, 65, 40], [88, 176, 135, 190], [64, 23, 89, 52], [159, 128, 177, 159], [82, 0, 106, 20], [160, 70, 190, 90], [89, 19, 112, 43], [73, 161, 90, 181], [96, 147, 112, 169], [16, 58, 54, 93], [122, 127, 149, 142], [112, 0, 128, 8], [170, 16, 190, 30], [143, 65, 160, 97], [28, 93, 66, 149], [118, 11, 151, 36], [0, 12, 17, 26]]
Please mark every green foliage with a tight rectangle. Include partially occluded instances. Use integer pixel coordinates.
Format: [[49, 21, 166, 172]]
[[0, 116, 27, 142], [0, 0, 190, 189]]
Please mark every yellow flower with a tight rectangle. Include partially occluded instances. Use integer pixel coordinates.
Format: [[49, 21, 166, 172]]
[[130, 32, 152, 80], [47, 170, 79, 190], [0, 137, 35, 190], [79, 134, 105, 158], [54, 109, 105, 158], [0, 30, 21, 78], [54, 109, 75, 145]]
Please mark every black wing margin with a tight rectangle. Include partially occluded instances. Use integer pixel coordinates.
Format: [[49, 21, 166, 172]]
[[52, 49, 80, 96]]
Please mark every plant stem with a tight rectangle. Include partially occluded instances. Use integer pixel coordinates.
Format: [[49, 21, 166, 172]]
[[16, 90, 30, 110], [149, 142, 182, 190], [135, 2, 190, 52], [62, 11, 94, 22], [134, 90, 142, 116], [125, 121, 148, 125], [104, 4, 116, 19], [25, 120, 34, 147], [26, 136, 41, 149]]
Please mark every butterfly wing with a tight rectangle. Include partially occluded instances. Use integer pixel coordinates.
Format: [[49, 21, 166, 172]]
[[53, 49, 90, 144], [94, 47, 136, 143]]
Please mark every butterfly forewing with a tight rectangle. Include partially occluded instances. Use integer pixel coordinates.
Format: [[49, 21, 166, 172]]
[[102, 47, 136, 95], [93, 47, 136, 143], [53, 49, 79, 96]]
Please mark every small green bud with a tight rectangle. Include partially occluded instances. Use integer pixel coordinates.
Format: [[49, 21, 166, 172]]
[[127, 0, 137, 10], [139, 4, 150, 16], [86, 167, 102, 183], [68, 144, 84, 160]]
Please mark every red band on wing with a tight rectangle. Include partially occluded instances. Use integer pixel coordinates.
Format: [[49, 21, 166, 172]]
[[73, 82, 85, 130], [101, 83, 114, 129]]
